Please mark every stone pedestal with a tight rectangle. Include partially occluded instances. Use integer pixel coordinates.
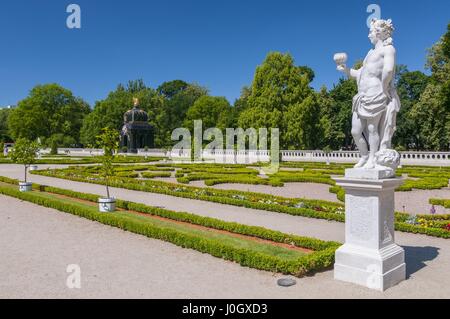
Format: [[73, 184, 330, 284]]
[[333, 168, 405, 291]]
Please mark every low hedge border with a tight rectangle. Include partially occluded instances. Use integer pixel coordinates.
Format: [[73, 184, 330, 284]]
[[33, 169, 347, 222], [32, 169, 343, 220], [27, 169, 450, 239], [430, 198, 450, 209], [395, 222, 450, 238], [141, 172, 172, 178], [35, 185, 341, 251], [0, 181, 338, 277], [329, 186, 345, 202]]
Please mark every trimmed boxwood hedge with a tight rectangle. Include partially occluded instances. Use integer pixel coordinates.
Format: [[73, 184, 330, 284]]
[[0, 180, 339, 277], [32, 185, 341, 251], [329, 186, 345, 202], [141, 172, 172, 178], [24, 169, 450, 239], [395, 222, 450, 238], [430, 198, 450, 209], [31, 168, 347, 221]]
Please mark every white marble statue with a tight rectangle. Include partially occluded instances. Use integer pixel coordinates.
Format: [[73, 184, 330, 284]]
[[334, 18, 401, 174]]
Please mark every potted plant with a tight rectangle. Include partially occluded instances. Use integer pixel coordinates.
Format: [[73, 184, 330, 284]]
[[96, 127, 119, 212], [10, 138, 40, 192]]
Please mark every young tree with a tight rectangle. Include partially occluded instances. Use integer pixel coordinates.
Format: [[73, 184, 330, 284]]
[[10, 138, 40, 183], [96, 128, 119, 199]]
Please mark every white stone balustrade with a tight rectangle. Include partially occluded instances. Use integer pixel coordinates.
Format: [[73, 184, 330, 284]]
[[37, 148, 450, 166], [281, 150, 450, 166]]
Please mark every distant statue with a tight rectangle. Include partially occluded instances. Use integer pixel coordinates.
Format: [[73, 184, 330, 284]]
[[334, 18, 401, 174]]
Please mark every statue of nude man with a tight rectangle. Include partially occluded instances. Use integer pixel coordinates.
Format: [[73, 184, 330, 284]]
[[335, 19, 401, 170]]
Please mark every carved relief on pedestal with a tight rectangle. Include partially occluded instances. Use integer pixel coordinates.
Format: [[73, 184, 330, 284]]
[[382, 219, 393, 245], [349, 196, 374, 242]]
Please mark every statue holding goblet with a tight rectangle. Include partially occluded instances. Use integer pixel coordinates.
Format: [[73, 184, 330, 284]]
[[334, 19, 401, 176]]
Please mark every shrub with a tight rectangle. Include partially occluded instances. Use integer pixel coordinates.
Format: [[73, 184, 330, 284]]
[[141, 172, 172, 178], [10, 138, 40, 183], [430, 198, 450, 209]]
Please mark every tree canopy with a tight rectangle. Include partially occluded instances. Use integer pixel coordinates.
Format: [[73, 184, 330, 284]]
[[0, 108, 12, 142], [184, 96, 232, 131], [155, 81, 208, 147], [238, 52, 320, 149], [8, 84, 90, 146]]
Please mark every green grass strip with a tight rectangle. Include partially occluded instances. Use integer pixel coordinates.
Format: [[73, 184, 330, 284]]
[[0, 180, 338, 277]]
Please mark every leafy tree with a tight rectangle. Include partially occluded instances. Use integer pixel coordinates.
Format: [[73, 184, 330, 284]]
[[317, 87, 344, 150], [10, 138, 40, 183], [284, 94, 322, 149], [238, 52, 319, 148], [298, 66, 315, 83], [442, 23, 450, 60], [8, 84, 90, 144], [324, 78, 357, 150], [238, 107, 283, 136], [96, 127, 119, 199], [125, 79, 147, 93], [410, 34, 450, 151], [158, 80, 189, 98], [183, 96, 232, 132], [410, 83, 449, 150], [234, 86, 251, 111], [440, 24, 450, 137], [393, 69, 429, 149], [0, 108, 11, 142], [155, 81, 208, 147]]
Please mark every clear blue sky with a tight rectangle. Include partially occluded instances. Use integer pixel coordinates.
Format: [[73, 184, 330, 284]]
[[0, 0, 449, 107]]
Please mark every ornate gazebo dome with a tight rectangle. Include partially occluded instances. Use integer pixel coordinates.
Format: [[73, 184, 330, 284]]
[[120, 98, 154, 153], [124, 98, 148, 123]]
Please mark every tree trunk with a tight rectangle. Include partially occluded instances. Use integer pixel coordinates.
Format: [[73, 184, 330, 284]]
[[24, 165, 27, 183], [106, 179, 110, 199]]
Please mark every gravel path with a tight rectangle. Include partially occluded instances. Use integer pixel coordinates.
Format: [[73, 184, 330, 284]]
[[152, 174, 450, 215], [1, 195, 449, 299], [214, 183, 450, 215]]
